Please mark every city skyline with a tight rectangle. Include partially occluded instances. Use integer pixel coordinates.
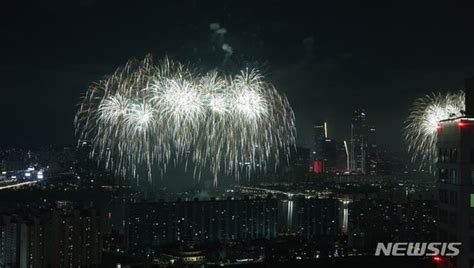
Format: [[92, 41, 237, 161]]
[[2, 1, 474, 267]]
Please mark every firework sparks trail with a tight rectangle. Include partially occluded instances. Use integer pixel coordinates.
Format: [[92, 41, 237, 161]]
[[74, 55, 296, 185], [403, 91, 464, 171]]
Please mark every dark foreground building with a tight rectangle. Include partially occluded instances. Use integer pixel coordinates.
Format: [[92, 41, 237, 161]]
[[127, 197, 278, 255], [0, 208, 102, 267], [437, 78, 474, 268]]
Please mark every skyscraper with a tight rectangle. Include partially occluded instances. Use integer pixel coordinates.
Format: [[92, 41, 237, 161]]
[[349, 110, 377, 174], [366, 125, 378, 175], [312, 122, 326, 174], [312, 122, 348, 173], [437, 78, 474, 268], [350, 109, 368, 173], [313, 122, 326, 160], [321, 138, 337, 171]]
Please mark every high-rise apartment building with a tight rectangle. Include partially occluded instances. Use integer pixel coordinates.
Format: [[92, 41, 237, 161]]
[[437, 78, 474, 268]]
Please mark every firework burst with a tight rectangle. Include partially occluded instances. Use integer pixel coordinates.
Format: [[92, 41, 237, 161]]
[[403, 91, 464, 171], [74, 55, 296, 185]]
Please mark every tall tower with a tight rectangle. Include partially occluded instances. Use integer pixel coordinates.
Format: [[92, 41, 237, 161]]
[[366, 125, 377, 175], [436, 78, 474, 268], [312, 122, 326, 174], [350, 109, 368, 173], [313, 122, 326, 160]]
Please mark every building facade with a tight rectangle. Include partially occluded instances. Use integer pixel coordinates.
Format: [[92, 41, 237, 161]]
[[350, 109, 377, 174], [437, 78, 474, 268], [127, 197, 278, 255], [0, 208, 102, 268], [437, 117, 474, 268], [350, 109, 367, 173], [292, 197, 339, 241]]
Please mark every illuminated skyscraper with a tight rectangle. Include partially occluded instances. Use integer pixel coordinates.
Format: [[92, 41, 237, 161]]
[[312, 122, 326, 174], [313, 122, 326, 160]]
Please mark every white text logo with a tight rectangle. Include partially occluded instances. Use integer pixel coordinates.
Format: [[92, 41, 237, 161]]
[[374, 242, 461, 256]]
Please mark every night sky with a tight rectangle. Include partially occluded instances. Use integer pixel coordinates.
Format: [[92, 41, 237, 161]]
[[2, 0, 474, 150]]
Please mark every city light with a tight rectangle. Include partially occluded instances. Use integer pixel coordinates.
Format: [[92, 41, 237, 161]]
[[2, 3, 472, 268], [343, 140, 350, 170], [324, 122, 328, 138], [457, 120, 474, 127]]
